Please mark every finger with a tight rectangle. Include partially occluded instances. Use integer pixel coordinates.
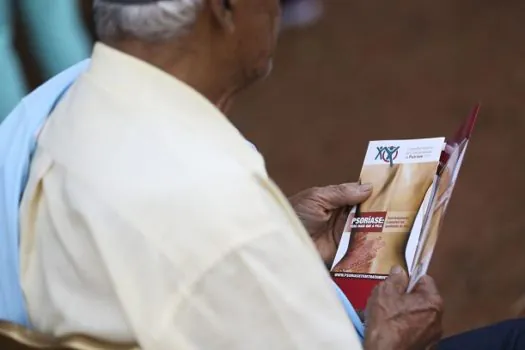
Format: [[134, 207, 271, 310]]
[[413, 275, 444, 310], [413, 275, 440, 296], [364, 284, 381, 320], [319, 183, 373, 209], [444, 145, 454, 154], [331, 209, 347, 244], [384, 265, 409, 294]]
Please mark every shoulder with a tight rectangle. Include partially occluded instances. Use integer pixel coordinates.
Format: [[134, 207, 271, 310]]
[[65, 137, 280, 248], [110, 154, 276, 235]]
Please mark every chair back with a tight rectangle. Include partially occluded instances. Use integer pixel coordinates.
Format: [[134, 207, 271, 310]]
[[0, 321, 139, 350]]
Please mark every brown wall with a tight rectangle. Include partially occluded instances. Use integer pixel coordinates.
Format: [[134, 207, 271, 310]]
[[18, 0, 525, 338], [234, 0, 525, 336]]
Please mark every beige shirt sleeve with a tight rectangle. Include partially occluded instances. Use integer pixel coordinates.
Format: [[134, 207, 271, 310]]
[[161, 233, 362, 350], [104, 176, 362, 350], [21, 158, 361, 350]]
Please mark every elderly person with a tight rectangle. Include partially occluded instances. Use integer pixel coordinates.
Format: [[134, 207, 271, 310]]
[[14, 0, 442, 348], [0, 0, 523, 349]]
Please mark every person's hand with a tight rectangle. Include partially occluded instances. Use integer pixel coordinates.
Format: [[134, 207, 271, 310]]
[[364, 266, 444, 350], [289, 183, 372, 266]]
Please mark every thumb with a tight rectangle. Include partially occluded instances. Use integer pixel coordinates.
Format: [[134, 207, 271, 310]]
[[413, 275, 444, 312], [320, 183, 372, 209], [385, 265, 409, 294], [413, 275, 440, 297]]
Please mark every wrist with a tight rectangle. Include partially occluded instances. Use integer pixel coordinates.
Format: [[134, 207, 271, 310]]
[[364, 327, 402, 350]]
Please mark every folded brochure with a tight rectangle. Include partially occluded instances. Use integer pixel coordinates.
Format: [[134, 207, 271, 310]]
[[331, 105, 479, 311]]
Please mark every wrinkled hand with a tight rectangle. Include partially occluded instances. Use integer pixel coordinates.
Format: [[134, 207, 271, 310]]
[[364, 267, 444, 350], [289, 183, 372, 266]]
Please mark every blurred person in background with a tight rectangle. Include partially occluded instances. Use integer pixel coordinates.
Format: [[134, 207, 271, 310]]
[[0, 0, 91, 122], [281, 0, 323, 29]]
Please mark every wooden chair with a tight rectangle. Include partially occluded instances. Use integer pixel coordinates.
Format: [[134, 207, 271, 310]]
[[0, 321, 139, 350]]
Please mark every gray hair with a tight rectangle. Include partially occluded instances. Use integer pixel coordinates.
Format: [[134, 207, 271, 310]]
[[93, 0, 204, 41]]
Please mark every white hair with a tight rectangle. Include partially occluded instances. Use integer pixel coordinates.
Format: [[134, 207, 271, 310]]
[[93, 0, 204, 41]]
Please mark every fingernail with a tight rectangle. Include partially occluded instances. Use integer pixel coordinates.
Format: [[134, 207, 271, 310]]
[[390, 265, 403, 275], [360, 183, 373, 192]]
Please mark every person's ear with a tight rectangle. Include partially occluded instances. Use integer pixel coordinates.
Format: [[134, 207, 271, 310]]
[[209, 0, 236, 33]]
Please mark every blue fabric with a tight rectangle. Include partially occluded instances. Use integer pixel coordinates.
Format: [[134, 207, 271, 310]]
[[0, 59, 365, 339], [0, 59, 90, 326], [18, 0, 92, 78], [438, 319, 525, 350], [333, 281, 365, 342], [0, 0, 27, 122], [0, 0, 92, 122]]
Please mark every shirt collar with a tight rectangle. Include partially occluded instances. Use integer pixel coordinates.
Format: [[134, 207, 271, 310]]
[[86, 43, 266, 175]]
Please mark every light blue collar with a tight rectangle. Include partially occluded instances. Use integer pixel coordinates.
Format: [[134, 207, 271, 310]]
[[0, 59, 90, 326]]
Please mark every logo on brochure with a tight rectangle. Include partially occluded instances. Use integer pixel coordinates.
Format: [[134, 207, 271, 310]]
[[375, 146, 400, 166], [351, 212, 387, 233]]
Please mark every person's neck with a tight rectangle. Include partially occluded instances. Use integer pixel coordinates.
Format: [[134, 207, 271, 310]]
[[108, 39, 239, 114]]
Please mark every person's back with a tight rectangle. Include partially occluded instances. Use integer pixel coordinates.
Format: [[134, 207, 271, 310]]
[[19, 39, 362, 349]]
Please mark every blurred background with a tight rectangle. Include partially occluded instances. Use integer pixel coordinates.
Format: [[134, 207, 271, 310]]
[[3, 0, 525, 338]]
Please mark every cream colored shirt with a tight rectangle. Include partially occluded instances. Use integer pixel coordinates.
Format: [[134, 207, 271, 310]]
[[19, 43, 362, 350]]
